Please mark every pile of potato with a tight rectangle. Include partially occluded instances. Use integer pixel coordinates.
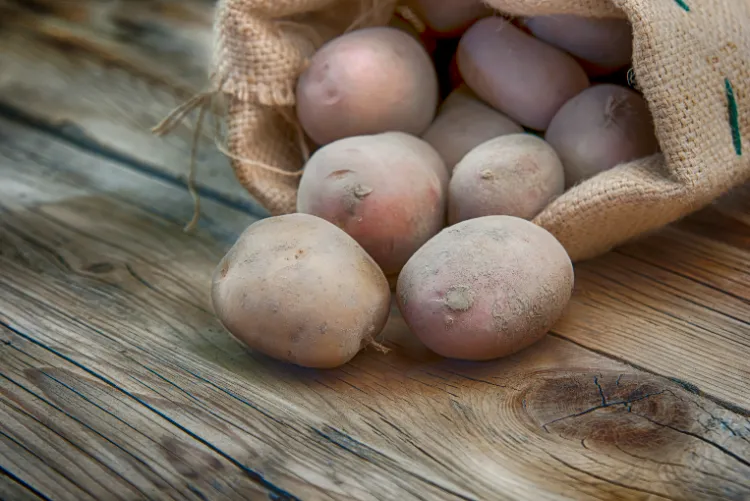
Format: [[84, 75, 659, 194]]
[[212, 1, 658, 369]]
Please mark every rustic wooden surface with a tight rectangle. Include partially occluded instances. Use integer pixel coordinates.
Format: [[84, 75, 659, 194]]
[[0, 1, 749, 500]]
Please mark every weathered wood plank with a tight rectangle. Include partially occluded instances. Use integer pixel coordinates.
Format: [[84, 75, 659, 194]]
[[0, 0, 265, 216], [557, 243, 750, 412], [2, 0, 749, 413], [0, 469, 46, 501], [1, 114, 749, 500], [554, 184, 750, 412], [3, 110, 749, 413]]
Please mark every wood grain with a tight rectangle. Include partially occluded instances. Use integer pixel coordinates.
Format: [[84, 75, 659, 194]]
[[0, 467, 46, 501], [1, 0, 748, 415], [1, 112, 749, 500], [0, 0, 266, 217], [0, 1, 749, 498]]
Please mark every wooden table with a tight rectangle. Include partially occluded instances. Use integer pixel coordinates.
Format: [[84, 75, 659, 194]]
[[0, 1, 748, 500]]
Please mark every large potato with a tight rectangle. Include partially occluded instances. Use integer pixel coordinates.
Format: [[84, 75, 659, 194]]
[[457, 17, 589, 131], [449, 134, 565, 224], [296, 27, 439, 145], [524, 15, 633, 75], [544, 84, 659, 188], [211, 214, 391, 369], [297, 132, 447, 277], [397, 216, 574, 361], [407, 0, 492, 37], [422, 86, 523, 172]]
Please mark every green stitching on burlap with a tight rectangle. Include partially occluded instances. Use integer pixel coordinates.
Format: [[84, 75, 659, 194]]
[[725, 78, 742, 156], [674, 0, 690, 12]]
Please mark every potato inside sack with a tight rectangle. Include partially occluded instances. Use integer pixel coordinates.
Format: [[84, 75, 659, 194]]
[[457, 17, 589, 131], [544, 84, 659, 188], [295, 26, 439, 146], [523, 15, 633, 77], [211, 214, 391, 369], [406, 0, 493, 38], [449, 133, 565, 224], [397, 216, 574, 361], [423, 85, 523, 172], [296, 132, 447, 278]]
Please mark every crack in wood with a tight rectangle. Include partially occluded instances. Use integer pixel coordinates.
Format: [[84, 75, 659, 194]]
[[0, 464, 54, 501], [313, 426, 476, 501], [545, 451, 675, 499], [633, 412, 750, 469], [541, 390, 666, 431], [548, 333, 750, 417], [0, 320, 300, 501]]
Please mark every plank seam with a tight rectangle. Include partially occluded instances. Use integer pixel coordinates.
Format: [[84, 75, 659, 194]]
[[0, 101, 268, 220], [0, 465, 52, 501], [548, 333, 750, 416], [0, 320, 300, 501]]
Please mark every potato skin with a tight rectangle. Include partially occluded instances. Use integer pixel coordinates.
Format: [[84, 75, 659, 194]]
[[397, 216, 574, 361], [211, 214, 391, 369], [296, 27, 438, 145], [407, 0, 492, 37], [297, 132, 447, 276], [457, 17, 589, 131], [544, 84, 659, 188], [449, 133, 565, 224], [422, 86, 523, 172], [524, 15, 633, 74]]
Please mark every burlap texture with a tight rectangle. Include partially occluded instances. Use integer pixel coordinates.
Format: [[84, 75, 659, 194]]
[[212, 0, 749, 261]]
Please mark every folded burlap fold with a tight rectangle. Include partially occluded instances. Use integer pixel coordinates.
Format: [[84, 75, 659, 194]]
[[210, 0, 749, 262]]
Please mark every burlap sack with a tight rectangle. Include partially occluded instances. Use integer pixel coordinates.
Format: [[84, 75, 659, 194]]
[[211, 0, 749, 262]]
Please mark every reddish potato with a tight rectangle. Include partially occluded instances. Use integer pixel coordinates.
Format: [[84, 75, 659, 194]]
[[423, 86, 523, 172], [449, 133, 565, 223], [524, 15, 633, 75], [296, 27, 438, 145], [397, 216, 574, 361], [212, 214, 391, 369], [544, 84, 659, 188], [407, 0, 492, 37], [297, 132, 447, 276], [457, 17, 589, 130]]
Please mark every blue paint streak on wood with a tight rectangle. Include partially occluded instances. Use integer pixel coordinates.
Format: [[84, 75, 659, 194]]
[[0, 320, 300, 501], [725, 78, 742, 156], [0, 371, 152, 498], [0, 101, 270, 219], [0, 464, 55, 501], [674, 0, 690, 12]]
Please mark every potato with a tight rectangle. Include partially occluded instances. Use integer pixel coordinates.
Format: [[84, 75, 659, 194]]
[[544, 84, 659, 188], [397, 215, 574, 361], [449, 134, 565, 224], [296, 27, 439, 145], [423, 86, 523, 172], [457, 17, 589, 131], [297, 132, 447, 277], [524, 15, 633, 75], [211, 214, 391, 369], [407, 0, 492, 37]]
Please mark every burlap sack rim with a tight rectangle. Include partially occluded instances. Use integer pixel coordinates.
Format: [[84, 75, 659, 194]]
[[198, 0, 748, 262]]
